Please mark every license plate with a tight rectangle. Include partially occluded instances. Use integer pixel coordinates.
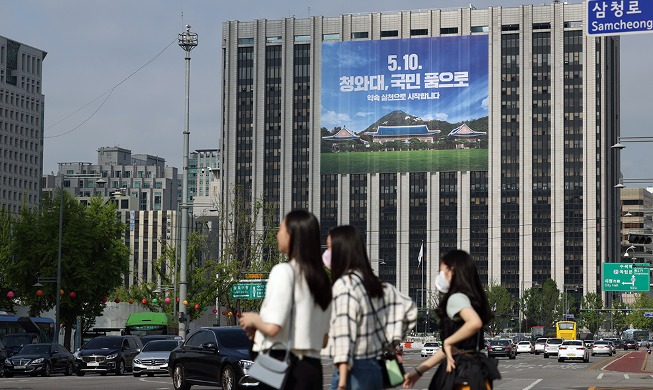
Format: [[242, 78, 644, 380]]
[[568, 353, 576, 356], [87, 362, 99, 367], [147, 366, 160, 370], [15, 365, 26, 370]]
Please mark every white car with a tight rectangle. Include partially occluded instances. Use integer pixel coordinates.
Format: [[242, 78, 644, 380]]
[[534, 337, 548, 355], [420, 341, 440, 357], [591, 340, 613, 356], [543, 338, 563, 358], [558, 340, 590, 363], [516, 341, 534, 354], [132, 339, 183, 377]]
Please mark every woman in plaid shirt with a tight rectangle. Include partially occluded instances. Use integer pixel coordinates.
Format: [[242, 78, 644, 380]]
[[324, 225, 386, 390]]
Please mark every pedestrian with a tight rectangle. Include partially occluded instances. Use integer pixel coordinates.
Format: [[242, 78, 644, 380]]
[[239, 210, 332, 390], [403, 249, 499, 390], [324, 225, 417, 390]]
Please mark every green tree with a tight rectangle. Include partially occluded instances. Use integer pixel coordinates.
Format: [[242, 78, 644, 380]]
[[485, 284, 513, 335], [611, 299, 630, 336], [0, 208, 17, 312], [1, 192, 129, 351], [578, 292, 606, 334], [627, 293, 653, 330], [540, 279, 561, 327]]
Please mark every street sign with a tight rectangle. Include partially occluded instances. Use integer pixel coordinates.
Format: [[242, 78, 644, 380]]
[[587, 0, 653, 37], [565, 314, 575, 319], [603, 263, 650, 292], [644, 312, 653, 318], [230, 282, 267, 300]]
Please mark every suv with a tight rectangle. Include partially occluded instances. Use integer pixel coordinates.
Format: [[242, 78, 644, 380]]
[[543, 338, 563, 358], [74, 335, 143, 376], [487, 339, 516, 359], [534, 337, 548, 355]]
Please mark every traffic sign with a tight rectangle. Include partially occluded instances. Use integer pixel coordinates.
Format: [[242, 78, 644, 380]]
[[644, 312, 653, 318], [603, 263, 650, 292], [587, 0, 653, 37], [565, 314, 575, 319], [230, 282, 267, 300]]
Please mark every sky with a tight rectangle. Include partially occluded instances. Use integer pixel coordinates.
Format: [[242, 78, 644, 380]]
[[2, 0, 652, 181]]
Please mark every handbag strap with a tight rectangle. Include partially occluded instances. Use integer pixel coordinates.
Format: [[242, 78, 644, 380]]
[[282, 263, 296, 361], [351, 273, 392, 352]]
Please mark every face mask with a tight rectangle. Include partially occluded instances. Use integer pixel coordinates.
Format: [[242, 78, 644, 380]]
[[322, 249, 331, 269], [435, 270, 450, 293]]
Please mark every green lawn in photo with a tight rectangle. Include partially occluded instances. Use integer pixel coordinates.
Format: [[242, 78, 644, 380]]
[[320, 149, 488, 174]]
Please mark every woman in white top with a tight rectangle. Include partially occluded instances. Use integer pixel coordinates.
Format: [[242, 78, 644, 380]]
[[239, 210, 332, 390]]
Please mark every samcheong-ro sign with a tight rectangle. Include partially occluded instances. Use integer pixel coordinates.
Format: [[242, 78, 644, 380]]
[[587, 0, 653, 36]]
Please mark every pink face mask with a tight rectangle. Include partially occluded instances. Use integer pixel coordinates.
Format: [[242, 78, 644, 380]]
[[322, 249, 332, 269]]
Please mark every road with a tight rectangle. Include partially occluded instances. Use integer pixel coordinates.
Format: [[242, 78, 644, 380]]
[[0, 349, 651, 389]]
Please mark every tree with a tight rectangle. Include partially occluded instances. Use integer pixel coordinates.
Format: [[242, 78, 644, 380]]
[[485, 284, 513, 335], [627, 293, 653, 330], [1, 192, 129, 351], [540, 279, 561, 327], [578, 292, 606, 334]]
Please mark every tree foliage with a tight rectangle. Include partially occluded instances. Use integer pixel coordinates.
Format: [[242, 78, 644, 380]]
[[485, 284, 513, 335], [627, 293, 653, 330], [0, 192, 129, 350], [578, 292, 605, 334]]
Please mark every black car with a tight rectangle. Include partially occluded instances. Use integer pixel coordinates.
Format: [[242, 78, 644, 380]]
[[168, 327, 258, 390], [2, 333, 40, 357], [4, 343, 75, 377], [487, 339, 516, 359], [0, 339, 8, 377], [623, 339, 639, 350], [74, 335, 143, 376]]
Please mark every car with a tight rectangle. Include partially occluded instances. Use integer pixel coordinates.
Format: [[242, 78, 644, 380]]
[[515, 341, 534, 354], [139, 334, 183, 347], [487, 339, 516, 359], [2, 333, 41, 357], [623, 339, 639, 350], [132, 339, 183, 377], [606, 338, 623, 349], [0, 339, 8, 377], [543, 338, 563, 358], [4, 343, 75, 377], [582, 340, 594, 349], [608, 341, 617, 354], [420, 342, 440, 357], [591, 340, 614, 356], [557, 340, 590, 363], [74, 335, 143, 376], [168, 326, 257, 390], [534, 337, 548, 355]]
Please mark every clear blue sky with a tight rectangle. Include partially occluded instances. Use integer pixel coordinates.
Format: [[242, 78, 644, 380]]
[[2, 0, 650, 180]]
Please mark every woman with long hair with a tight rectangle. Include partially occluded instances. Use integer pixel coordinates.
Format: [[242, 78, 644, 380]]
[[239, 210, 332, 390], [324, 225, 386, 390], [403, 249, 497, 390]]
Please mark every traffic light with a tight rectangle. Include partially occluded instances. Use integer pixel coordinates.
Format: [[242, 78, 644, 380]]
[[628, 233, 653, 245]]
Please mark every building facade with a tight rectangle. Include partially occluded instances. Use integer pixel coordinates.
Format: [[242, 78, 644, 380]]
[[0, 35, 46, 213], [220, 3, 621, 307]]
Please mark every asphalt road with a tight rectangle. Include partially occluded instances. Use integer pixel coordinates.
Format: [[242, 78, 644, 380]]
[[0, 350, 650, 389]]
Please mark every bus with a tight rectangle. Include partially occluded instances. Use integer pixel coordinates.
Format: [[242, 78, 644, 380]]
[[124, 312, 178, 337], [623, 329, 649, 341], [0, 314, 54, 342], [555, 321, 577, 340]]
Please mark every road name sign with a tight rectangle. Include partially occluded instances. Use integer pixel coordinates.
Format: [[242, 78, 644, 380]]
[[230, 282, 267, 300], [587, 0, 653, 37], [644, 312, 653, 318], [565, 314, 575, 319], [603, 262, 650, 292]]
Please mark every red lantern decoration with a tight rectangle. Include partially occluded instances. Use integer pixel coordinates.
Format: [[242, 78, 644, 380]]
[[221, 311, 227, 315], [212, 309, 218, 314], [128, 299, 135, 304], [36, 289, 44, 297], [114, 298, 121, 303], [176, 297, 180, 302], [141, 299, 148, 304], [69, 292, 76, 299], [165, 297, 171, 303], [6, 291, 14, 299], [194, 304, 200, 309], [237, 312, 242, 318], [100, 297, 107, 303]]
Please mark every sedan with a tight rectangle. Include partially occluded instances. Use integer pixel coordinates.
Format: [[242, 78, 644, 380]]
[[133, 339, 183, 377], [420, 342, 440, 357], [4, 343, 75, 377], [487, 339, 516, 359], [516, 341, 534, 354], [558, 340, 590, 363], [623, 339, 639, 350], [169, 326, 257, 390], [591, 340, 614, 356]]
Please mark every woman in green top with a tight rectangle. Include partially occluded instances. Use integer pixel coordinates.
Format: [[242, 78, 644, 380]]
[[403, 250, 498, 390]]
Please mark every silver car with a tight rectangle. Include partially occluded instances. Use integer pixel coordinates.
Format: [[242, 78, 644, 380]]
[[133, 340, 183, 377]]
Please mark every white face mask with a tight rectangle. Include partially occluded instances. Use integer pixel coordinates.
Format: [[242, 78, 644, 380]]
[[435, 270, 450, 293], [322, 249, 332, 269]]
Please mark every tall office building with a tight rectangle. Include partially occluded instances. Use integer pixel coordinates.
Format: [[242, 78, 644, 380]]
[[220, 3, 621, 307], [0, 36, 46, 213]]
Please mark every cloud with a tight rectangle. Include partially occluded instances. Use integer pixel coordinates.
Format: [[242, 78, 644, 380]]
[[481, 97, 489, 110], [321, 110, 352, 127], [421, 113, 449, 121], [355, 111, 374, 118]]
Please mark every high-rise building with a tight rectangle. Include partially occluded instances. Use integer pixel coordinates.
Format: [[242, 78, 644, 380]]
[[0, 35, 46, 213], [220, 3, 621, 307], [188, 148, 220, 202]]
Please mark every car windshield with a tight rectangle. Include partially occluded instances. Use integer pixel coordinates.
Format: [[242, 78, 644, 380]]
[[562, 341, 583, 346], [216, 330, 251, 349], [84, 337, 122, 349], [594, 341, 608, 345], [18, 344, 50, 354], [424, 343, 438, 347], [142, 340, 180, 352], [490, 340, 510, 346], [536, 339, 547, 343], [518, 341, 530, 345], [2, 334, 34, 347], [547, 339, 562, 344]]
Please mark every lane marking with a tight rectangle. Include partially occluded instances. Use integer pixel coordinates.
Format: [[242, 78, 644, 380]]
[[596, 373, 603, 379], [522, 378, 543, 390], [624, 373, 630, 379], [599, 352, 630, 371]]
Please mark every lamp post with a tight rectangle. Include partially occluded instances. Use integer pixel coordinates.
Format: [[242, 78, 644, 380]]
[[563, 286, 578, 321], [178, 25, 198, 338]]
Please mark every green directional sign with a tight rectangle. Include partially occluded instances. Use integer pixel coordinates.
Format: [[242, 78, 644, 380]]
[[603, 263, 650, 292], [230, 282, 267, 300]]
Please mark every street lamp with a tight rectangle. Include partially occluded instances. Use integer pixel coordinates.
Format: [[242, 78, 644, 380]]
[[563, 286, 579, 320], [178, 24, 198, 338], [624, 245, 636, 258]]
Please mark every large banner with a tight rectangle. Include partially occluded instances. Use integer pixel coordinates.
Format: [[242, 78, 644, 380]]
[[321, 35, 489, 174]]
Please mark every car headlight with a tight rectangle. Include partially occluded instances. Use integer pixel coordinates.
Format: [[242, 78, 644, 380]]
[[4, 359, 11, 366], [106, 353, 118, 360], [238, 359, 254, 370], [73, 351, 80, 359], [134, 358, 141, 364], [31, 358, 45, 364]]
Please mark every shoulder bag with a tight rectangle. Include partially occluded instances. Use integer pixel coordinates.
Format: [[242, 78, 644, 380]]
[[248, 264, 295, 389]]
